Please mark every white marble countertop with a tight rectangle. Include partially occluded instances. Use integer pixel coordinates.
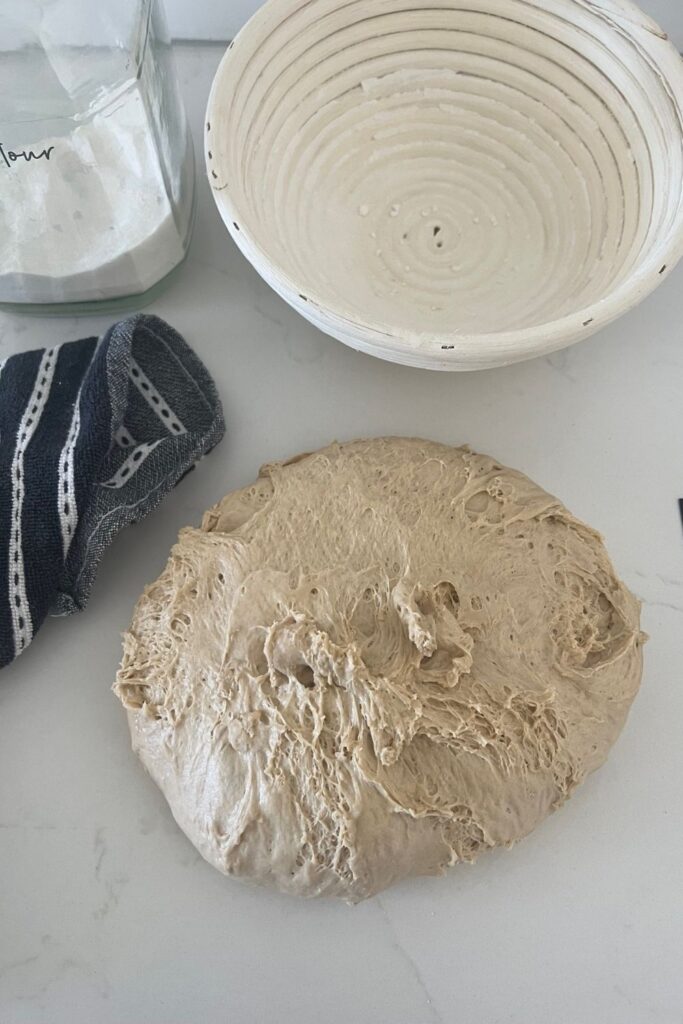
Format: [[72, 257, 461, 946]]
[[2, 43, 683, 1024]]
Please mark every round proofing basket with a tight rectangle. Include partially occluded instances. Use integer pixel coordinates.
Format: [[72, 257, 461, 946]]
[[206, 0, 683, 370]]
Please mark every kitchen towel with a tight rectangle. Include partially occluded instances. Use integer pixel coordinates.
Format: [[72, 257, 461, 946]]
[[0, 313, 224, 669]]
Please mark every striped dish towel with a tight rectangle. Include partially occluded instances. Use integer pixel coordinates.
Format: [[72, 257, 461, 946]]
[[0, 314, 224, 669]]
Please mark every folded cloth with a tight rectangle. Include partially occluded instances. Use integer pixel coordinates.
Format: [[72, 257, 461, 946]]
[[0, 314, 224, 669]]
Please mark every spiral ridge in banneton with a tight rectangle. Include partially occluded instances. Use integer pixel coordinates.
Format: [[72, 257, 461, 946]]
[[207, 0, 683, 368]]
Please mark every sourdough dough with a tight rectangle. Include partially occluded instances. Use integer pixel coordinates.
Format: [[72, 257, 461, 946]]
[[114, 438, 644, 901]]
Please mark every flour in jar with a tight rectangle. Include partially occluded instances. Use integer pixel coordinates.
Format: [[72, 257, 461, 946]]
[[0, 82, 189, 305]]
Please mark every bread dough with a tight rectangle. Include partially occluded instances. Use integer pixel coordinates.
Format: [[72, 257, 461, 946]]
[[114, 438, 644, 901]]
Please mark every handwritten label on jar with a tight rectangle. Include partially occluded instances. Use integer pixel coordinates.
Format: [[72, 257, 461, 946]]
[[0, 142, 55, 169]]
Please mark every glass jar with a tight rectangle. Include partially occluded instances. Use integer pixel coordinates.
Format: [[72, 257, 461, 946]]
[[0, 0, 195, 313]]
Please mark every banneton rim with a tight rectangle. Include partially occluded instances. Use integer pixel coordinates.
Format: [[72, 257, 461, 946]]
[[206, 0, 683, 370]]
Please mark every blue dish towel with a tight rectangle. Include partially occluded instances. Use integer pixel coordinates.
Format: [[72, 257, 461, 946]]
[[0, 314, 225, 669]]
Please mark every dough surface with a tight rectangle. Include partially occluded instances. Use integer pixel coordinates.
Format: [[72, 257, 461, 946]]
[[114, 438, 644, 901]]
